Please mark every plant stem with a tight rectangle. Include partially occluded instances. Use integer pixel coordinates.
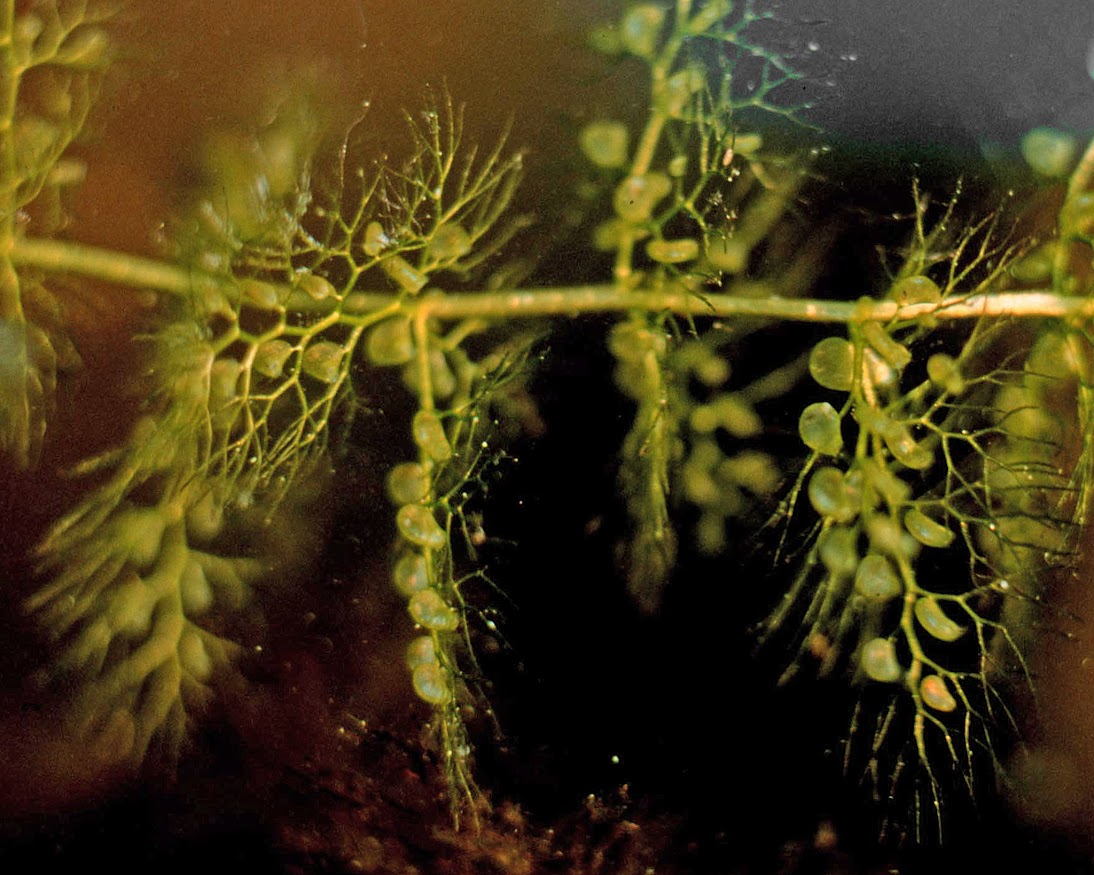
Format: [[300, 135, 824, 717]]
[[613, 0, 691, 282], [12, 237, 221, 298], [11, 235, 1092, 326]]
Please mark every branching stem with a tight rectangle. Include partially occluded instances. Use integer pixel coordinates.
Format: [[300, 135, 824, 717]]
[[12, 236, 1090, 325]]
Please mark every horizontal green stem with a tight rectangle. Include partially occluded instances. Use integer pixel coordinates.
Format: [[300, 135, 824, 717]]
[[12, 236, 1094, 326], [364, 287, 1094, 324], [12, 237, 221, 298]]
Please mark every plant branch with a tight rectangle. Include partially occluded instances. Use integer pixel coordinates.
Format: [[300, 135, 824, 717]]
[[12, 237, 222, 297], [12, 236, 1093, 325]]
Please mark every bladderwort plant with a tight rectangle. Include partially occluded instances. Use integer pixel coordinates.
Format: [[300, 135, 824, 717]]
[[6, 0, 1094, 845]]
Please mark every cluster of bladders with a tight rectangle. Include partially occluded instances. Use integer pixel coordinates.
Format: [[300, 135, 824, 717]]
[[386, 413, 460, 707], [787, 280, 986, 715], [582, 120, 766, 271], [176, 279, 464, 714], [26, 184, 499, 757], [671, 336, 783, 555], [367, 309, 467, 710], [609, 318, 784, 558]]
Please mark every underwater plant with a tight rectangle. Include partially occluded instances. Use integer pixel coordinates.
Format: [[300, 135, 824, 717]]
[[6, 0, 1094, 856]]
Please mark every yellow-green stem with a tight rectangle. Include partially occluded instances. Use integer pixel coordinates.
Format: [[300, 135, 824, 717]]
[[10, 236, 1091, 325]]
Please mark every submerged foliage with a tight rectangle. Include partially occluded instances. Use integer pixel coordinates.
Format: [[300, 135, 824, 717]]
[[757, 189, 1088, 840], [0, 0, 111, 468], [5, 0, 1094, 853]]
